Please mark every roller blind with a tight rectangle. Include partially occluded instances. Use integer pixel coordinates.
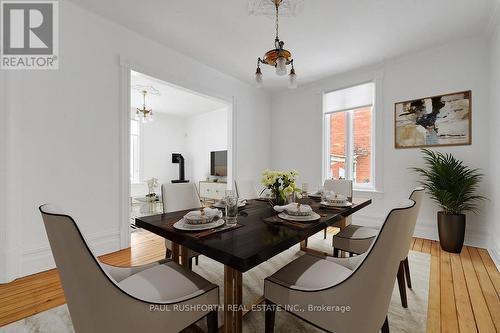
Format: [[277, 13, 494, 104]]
[[324, 82, 374, 114]]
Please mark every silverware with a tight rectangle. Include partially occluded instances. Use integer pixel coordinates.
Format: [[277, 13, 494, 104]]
[[195, 225, 233, 238]]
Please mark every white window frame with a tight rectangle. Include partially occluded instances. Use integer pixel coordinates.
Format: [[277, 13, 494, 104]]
[[322, 81, 377, 192], [130, 118, 143, 184]]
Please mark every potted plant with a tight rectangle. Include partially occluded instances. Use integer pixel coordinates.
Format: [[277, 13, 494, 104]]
[[261, 169, 301, 206], [412, 149, 485, 253]]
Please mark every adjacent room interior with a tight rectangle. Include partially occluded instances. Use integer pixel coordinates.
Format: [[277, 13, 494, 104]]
[[129, 70, 232, 226]]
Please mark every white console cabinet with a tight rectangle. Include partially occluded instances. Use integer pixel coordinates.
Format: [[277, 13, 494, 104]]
[[199, 181, 227, 201]]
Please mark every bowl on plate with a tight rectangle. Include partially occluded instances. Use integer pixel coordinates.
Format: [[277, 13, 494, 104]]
[[184, 208, 222, 225], [277, 203, 313, 216], [324, 192, 349, 205]]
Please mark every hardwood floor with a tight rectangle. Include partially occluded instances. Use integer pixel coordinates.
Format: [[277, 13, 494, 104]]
[[0, 230, 499, 333], [410, 238, 500, 333]]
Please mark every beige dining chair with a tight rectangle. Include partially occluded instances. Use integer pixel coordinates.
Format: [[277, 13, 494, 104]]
[[322, 179, 354, 239], [39, 205, 219, 333], [161, 183, 202, 267], [263, 198, 420, 333], [331, 187, 424, 308], [234, 179, 259, 200]]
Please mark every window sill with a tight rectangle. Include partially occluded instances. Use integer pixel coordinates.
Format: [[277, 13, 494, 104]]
[[353, 188, 384, 199]]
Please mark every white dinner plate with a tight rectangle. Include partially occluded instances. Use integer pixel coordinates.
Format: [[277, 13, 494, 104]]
[[173, 218, 225, 231], [320, 201, 353, 208], [278, 212, 321, 222]]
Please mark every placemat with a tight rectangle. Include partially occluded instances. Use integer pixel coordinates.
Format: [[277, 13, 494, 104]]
[[161, 218, 243, 238], [263, 211, 338, 229]]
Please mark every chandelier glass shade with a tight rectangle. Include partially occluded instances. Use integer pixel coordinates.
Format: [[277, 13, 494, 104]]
[[135, 90, 154, 123], [255, 0, 297, 88]]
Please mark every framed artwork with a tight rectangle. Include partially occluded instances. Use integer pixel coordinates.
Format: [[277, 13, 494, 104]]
[[394, 90, 471, 149]]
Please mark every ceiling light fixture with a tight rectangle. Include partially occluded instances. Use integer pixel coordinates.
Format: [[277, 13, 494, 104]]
[[254, 0, 297, 89], [136, 90, 154, 123]]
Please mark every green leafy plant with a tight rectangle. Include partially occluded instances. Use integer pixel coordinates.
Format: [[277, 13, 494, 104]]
[[412, 149, 485, 215]]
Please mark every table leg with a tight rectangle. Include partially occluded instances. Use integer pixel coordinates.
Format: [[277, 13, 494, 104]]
[[300, 239, 308, 251], [180, 245, 189, 268], [339, 216, 351, 257], [235, 271, 242, 332], [224, 266, 243, 333], [172, 243, 180, 264]]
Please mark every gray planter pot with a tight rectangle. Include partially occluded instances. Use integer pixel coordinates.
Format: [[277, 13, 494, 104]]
[[437, 211, 465, 253]]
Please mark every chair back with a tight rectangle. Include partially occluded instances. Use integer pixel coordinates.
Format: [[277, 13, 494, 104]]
[[305, 199, 419, 333], [161, 183, 202, 213], [234, 180, 259, 200], [39, 205, 131, 332], [402, 187, 424, 258], [345, 199, 419, 332], [324, 179, 353, 197]]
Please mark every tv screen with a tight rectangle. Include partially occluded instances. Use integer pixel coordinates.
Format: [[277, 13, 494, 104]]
[[210, 150, 227, 177]]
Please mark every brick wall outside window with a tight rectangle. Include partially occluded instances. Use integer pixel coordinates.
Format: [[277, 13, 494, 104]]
[[329, 106, 372, 184]]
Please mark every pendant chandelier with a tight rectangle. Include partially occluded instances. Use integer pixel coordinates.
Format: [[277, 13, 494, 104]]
[[135, 90, 154, 123], [254, 0, 297, 89]]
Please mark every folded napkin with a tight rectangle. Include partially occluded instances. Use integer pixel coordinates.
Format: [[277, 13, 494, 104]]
[[274, 203, 313, 216], [324, 191, 348, 203], [184, 208, 222, 224]]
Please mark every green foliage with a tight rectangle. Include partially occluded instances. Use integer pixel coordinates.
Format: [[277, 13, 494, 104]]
[[412, 149, 485, 215]]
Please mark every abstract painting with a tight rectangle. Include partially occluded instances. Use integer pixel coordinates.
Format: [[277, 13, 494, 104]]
[[395, 91, 471, 148]]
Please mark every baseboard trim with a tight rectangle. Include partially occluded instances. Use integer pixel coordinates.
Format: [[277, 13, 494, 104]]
[[352, 214, 488, 248], [488, 242, 500, 272], [20, 229, 121, 278]]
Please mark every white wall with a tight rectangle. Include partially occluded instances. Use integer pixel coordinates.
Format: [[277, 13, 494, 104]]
[[271, 36, 492, 248], [185, 108, 228, 185], [0, 0, 271, 281], [489, 20, 500, 268], [141, 113, 188, 187]]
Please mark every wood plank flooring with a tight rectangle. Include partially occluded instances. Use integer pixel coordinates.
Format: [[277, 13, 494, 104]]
[[0, 230, 499, 333]]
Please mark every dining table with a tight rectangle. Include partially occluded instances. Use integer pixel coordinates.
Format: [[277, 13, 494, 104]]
[[135, 197, 372, 333]]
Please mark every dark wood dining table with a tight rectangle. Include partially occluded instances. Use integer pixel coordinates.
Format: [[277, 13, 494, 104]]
[[135, 197, 371, 333]]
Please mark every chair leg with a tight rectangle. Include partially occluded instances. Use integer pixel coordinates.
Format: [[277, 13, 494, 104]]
[[195, 255, 199, 266], [207, 310, 218, 333], [188, 257, 193, 270], [381, 315, 389, 333], [403, 257, 411, 289], [333, 248, 340, 258], [265, 300, 276, 333], [323, 228, 327, 239], [397, 262, 408, 308]]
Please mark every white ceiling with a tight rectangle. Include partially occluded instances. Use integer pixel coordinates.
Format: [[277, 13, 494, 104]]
[[131, 71, 228, 117], [70, 0, 498, 91]]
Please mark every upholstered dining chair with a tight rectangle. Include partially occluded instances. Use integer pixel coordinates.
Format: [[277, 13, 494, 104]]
[[322, 179, 353, 239], [161, 183, 202, 267], [331, 187, 424, 308], [263, 199, 420, 333], [39, 205, 219, 333], [234, 180, 259, 200]]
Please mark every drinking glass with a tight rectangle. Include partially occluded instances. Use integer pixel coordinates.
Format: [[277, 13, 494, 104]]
[[301, 183, 309, 198], [225, 190, 238, 226]]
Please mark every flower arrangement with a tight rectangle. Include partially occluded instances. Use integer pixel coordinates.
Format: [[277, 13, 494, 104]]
[[261, 169, 301, 206]]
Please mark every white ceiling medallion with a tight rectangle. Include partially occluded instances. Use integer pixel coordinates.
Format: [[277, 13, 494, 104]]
[[248, 0, 304, 18]]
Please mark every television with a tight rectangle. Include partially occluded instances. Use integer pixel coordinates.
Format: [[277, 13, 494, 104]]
[[210, 150, 227, 177]]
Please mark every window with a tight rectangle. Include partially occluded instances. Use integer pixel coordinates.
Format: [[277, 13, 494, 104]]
[[130, 119, 141, 183], [323, 82, 375, 190]]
